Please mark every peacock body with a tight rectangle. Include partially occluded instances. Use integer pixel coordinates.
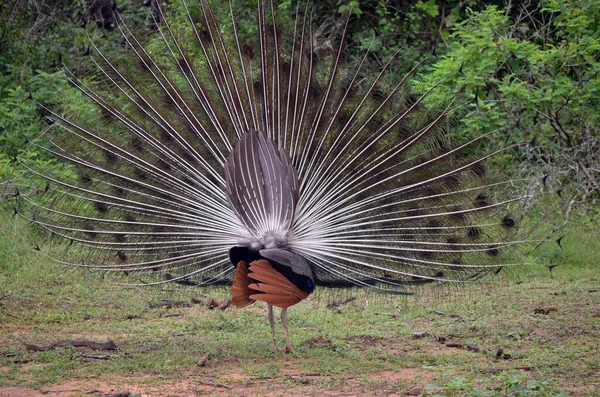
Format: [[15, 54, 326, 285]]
[[18, 1, 526, 351]]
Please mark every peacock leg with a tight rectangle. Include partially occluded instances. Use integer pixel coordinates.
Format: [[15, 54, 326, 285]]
[[281, 307, 293, 353], [267, 303, 278, 350]]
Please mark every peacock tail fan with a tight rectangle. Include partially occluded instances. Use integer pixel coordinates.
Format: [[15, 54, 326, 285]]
[[16, 0, 534, 303]]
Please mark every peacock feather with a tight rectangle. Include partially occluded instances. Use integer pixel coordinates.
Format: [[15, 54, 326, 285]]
[[16, 1, 530, 351]]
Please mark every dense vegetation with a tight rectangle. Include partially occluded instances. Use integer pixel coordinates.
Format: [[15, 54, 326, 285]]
[[1, 0, 598, 222]]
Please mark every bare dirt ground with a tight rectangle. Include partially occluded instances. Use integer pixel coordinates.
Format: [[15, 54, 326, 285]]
[[0, 333, 445, 397], [1, 328, 568, 397], [0, 361, 436, 397]]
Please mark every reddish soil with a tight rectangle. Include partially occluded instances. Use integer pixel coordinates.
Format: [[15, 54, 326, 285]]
[[0, 366, 437, 397]]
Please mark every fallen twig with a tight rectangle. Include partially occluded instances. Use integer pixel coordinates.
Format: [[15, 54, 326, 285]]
[[488, 366, 533, 373], [303, 337, 333, 346], [195, 379, 230, 389], [163, 313, 181, 318], [286, 374, 310, 384], [465, 344, 480, 353], [10, 359, 33, 364], [438, 337, 511, 359], [149, 299, 190, 309], [19, 338, 117, 352], [433, 310, 464, 319], [286, 372, 321, 377], [99, 391, 131, 397], [327, 297, 356, 309], [82, 354, 113, 360]]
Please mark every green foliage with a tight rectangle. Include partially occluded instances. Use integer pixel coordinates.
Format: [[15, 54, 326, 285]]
[[414, 2, 600, 206], [0, 72, 66, 157], [0, 0, 167, 183], [3, 0, 598, 220], [415, 1, 440, 18], [0, 85, 38, 159]]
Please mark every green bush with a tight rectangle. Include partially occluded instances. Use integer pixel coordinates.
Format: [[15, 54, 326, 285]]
[[414, 2, 600, 209], [0, 0, 162, 182]]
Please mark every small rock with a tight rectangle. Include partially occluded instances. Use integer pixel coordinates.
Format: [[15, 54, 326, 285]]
[[406, 386, 423, 396]]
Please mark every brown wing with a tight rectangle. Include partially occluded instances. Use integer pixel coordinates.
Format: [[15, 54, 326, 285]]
[[231, 259, 310, 309], [231, 261, 255, 308]]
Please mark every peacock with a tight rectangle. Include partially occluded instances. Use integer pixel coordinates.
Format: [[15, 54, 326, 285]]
[[17, 1, 528, 352]]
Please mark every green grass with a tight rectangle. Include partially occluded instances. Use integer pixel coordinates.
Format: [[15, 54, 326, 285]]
[[1, 207, 599, 396]]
